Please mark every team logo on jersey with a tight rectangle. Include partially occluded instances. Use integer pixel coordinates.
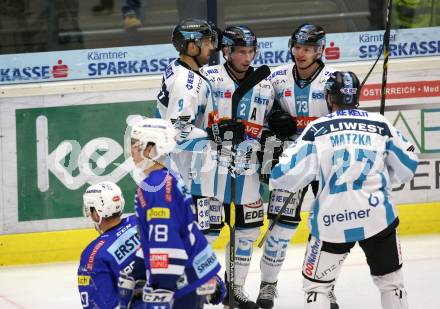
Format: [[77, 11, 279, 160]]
[[78, 275, 90, 286], [147, 208, 170, 221]]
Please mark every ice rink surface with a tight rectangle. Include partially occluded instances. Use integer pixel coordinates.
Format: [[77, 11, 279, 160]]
[[0, 234, 439, 309]]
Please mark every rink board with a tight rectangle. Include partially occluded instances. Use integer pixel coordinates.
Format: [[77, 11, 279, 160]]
[[1, 57, 440, 265], [0, 202, 439, 266]]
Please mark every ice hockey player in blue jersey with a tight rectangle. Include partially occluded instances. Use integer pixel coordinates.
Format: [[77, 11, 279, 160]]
[[129, 117, 226, 309], [78, 181, 143, 309], [270, 71, 418, 309]]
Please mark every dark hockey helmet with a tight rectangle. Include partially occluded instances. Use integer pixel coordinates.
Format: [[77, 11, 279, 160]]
[[222, 25, 258, 49], [172, 19, 218, 53], [289, 23, 326, 58], [325, 71, 361, 108]]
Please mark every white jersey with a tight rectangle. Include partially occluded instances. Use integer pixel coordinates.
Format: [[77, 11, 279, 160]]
[[156, 59, 216, 197], [200, 64, 275, 205], [270, 63, 335, 138], [270, 109, 418, 243]]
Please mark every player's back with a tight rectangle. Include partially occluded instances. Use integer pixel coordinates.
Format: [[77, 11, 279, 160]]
[[134, 168, 221, 297], [78, 215, 140, 308], [304, 109, 417, 242]]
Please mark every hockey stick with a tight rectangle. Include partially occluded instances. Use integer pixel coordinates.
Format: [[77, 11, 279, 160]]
[[257, 188, 305, 248], [360, 0, 393, 91], [228, 64, 271, 307], [380, 0, 393, 115]]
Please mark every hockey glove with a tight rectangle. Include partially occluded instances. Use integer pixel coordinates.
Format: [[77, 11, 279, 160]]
[[118, 274, 135, 309], [205, 275, 227, 305], [258, 130, 284, 185], [207, 119, 246, 147], [267, 108, 297, 139], [143, 286, 174, 308]]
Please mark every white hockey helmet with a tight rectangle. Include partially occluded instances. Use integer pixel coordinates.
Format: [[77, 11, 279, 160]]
[[130, 118, 177, 160], [83, 181, 125, 225]]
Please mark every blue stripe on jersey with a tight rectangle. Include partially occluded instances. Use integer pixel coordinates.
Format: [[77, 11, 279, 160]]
[[190, 153, 202, 196], [310, 200, 320, 239], [176, 137, 208, 151], [237, 90, 253, 120], [235, 174, 246, 205], [271, 144, 315, 180], [344, 227, 365, 242], [386, 140, 418, 173], [294, 83, 311, 117], [380, 172, 396, 225], [303, 118, 392, 141]]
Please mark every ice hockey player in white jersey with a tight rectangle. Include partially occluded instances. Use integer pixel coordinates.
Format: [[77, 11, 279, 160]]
[[200, 25, 274, 309], [155, 19, 219, 234], [270, 71, 418, 309], [258, 23, 338, 309]]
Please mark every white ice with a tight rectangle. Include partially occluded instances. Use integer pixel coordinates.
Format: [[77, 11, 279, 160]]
[[0, 234, 439, 309]]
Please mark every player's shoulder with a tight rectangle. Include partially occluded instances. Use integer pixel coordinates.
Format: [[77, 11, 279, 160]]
[[270, 63, 292, 80], [80, 235, 109, 267], [318, 65, 337, 82], [163, 59, 180, 80], [200, 64, 223, 77]]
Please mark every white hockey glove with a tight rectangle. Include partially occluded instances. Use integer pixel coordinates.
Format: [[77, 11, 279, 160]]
[[143, 286, 174, 309], [117, 274, 135, 309], [202, 275, 227, 305]]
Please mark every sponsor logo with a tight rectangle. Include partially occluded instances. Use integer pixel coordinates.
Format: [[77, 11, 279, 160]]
[[150, 253, 169, 268], [137, 187, 147, 208], [194, 247, 217, 278], [254, 51, 293, 65], [304, 238, 321, 276], [108, 226, 140, 264], [359, 40, 440, 59], [87, 240, 105, 271], [324, 42, 340, 60], [88, 58, 175, 76], [254, 96, 269, 105], [312, 91, 324, 99], [78, 275, 90, 286], [147, 208, 170, 221], [296, 116, 318, 130], [284, 89, 292, 97], [52, 60, 69, 78], [165, 175, 172, 202], [322, 209, 371, 226], [328, 121, 385, 134], [1, 59, 69, 82], [186, 71, 194, 90], [213, 89, 232, 99]]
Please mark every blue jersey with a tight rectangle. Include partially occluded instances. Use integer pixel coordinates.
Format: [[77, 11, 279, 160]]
[[78, 215, 140, 309], [134, 167, 221, 298]]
